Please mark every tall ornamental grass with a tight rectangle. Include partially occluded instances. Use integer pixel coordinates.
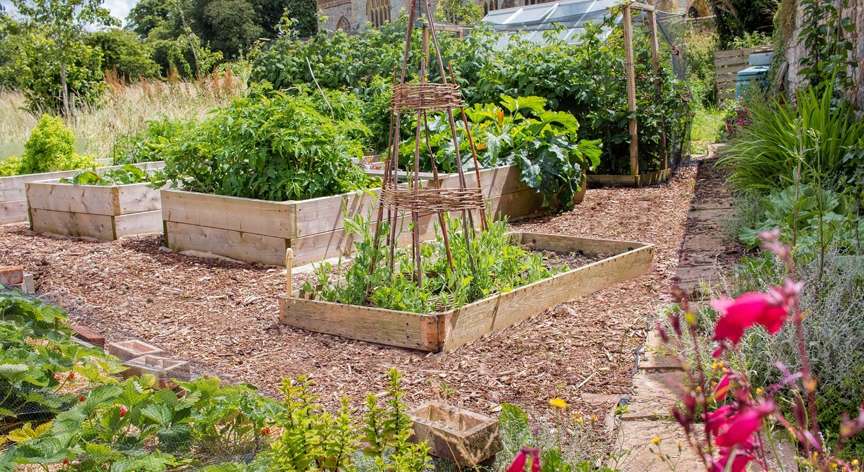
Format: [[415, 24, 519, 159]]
[[718, 84, 864, 194], [0, 70, 245, 161]]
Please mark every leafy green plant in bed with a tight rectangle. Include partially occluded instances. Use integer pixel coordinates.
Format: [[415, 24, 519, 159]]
[[159, 86, 373, 202], [303, 217, 562, 313], [401, 95, 601, 211], [59, 164, 151, 186]]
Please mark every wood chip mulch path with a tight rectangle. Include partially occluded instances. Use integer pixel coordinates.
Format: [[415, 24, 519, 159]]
[[0, 163, 697, 425]]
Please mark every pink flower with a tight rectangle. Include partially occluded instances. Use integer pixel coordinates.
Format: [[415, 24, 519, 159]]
[[712, 451, 754, 472], [507, 448, 540, 472], [712, 292, 788, 351], [707, 405, 734, 435], [715, 403, 773, 448], [713, 374, 731, 402]]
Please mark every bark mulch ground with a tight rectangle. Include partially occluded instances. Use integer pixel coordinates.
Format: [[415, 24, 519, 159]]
[[0, 163, 697, 428]]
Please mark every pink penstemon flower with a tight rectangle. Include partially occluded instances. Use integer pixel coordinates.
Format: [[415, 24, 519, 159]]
[[660, 230, 864, 471]]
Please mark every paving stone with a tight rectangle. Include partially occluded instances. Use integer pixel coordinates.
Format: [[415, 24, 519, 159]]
[[0, 265, 24, 286], [615, 420, 704, 472], [639, 330, 682, 371], [620, 371, 683, 422], [123, 355, 191, 386], [107, 339, 165, 361], [72, 324, 106, 348]]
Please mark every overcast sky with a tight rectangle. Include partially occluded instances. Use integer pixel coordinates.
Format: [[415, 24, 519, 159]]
[[1, 0, 136, 25]]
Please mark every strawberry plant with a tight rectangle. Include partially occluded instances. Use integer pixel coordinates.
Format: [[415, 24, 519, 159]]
[[0, 289, 119, 435]]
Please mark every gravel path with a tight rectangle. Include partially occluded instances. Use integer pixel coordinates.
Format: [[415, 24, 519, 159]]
[[0, 163, 697, 427]]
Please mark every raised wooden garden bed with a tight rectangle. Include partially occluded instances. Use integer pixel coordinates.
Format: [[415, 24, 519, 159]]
[[279, 232, 654, 351], [26, 171, 163, 241], [1, 161, 162, 225], [161, 165, 554, 266], [588, 168, 671, 188], [161, 188, 441, 266]]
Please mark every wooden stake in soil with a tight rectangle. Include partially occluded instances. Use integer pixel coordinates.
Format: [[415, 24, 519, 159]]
[[285, 248, 294, 296], [623, 4, 639, 176]]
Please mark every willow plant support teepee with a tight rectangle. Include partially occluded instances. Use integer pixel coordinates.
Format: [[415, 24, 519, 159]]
[[367, 0, 488, 291]]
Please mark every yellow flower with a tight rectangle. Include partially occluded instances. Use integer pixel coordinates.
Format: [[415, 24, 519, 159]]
[[548, 398, 568, 410], [650, 435, 662, 446], [755, 387, 765, 396], [572, 412, 584, 425], [851, 459, 859, 467]]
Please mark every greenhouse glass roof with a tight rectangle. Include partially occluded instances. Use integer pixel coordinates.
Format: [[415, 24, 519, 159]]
[[481, 0, 623, 46]]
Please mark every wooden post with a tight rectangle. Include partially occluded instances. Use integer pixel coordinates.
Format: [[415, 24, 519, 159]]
[[646, 8, 669, 171], [284, 248, 294, 296], [622, 3, 639, 177]]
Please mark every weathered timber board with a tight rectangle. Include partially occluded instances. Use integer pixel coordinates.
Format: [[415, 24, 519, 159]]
[[278, 232, 654, 351], [589, 169, 671, 188], [29, 208, 116, 240], [26, 183, 117, 215], [161, 189, 296, 238], [279, 298, 442, 351], [165, 220, 289, 265], [114, 210, 162, 237], [1, 161, 164, 225]]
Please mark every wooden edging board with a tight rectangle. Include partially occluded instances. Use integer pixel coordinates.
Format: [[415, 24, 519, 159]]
[[1, 161, 163, 225], [26, 178, 163, 241], [162, 165, 550, 266], [279, 232, 655, 352], [589, 168, 672, 188]]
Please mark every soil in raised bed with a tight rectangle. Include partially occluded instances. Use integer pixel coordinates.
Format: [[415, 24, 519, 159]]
[[0, 161, 697, 458]]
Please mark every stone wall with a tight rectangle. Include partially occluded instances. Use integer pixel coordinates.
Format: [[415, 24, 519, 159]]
[[780, 0, 864, 108]]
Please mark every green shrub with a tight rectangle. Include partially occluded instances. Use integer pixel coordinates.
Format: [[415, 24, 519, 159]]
[[0, 156, 23, 177], [402, 95, 601, 210], [111, 118, 192, 165], [19, 114, 95, 175], [61, 164, 151, 186], [684, 29, 718, 106], [0, 31, 106, 114], [160, 87, 371, 201], [719, 84, 864, 194], [84, 29, 160, 81]]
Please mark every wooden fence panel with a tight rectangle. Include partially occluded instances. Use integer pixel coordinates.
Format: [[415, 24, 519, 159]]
[[714, 47, 772, 101]]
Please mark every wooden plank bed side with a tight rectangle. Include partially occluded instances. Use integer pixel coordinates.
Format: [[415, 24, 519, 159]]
[[278, 297, 442, 351], [26, 182, 117, 215], [515, 232, 648, 256], [161, 189, 296, 238], [29, 207, 116, 240], [294, 188, 381, 238], [117, 184, 161, 214], [165, 220, 288, 265], [114, 210, 162, 237], [437, 165, 525, 198], [440, 243, 655, 351], [0, 200, 27, 225], [290, 212, 438, 265]]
